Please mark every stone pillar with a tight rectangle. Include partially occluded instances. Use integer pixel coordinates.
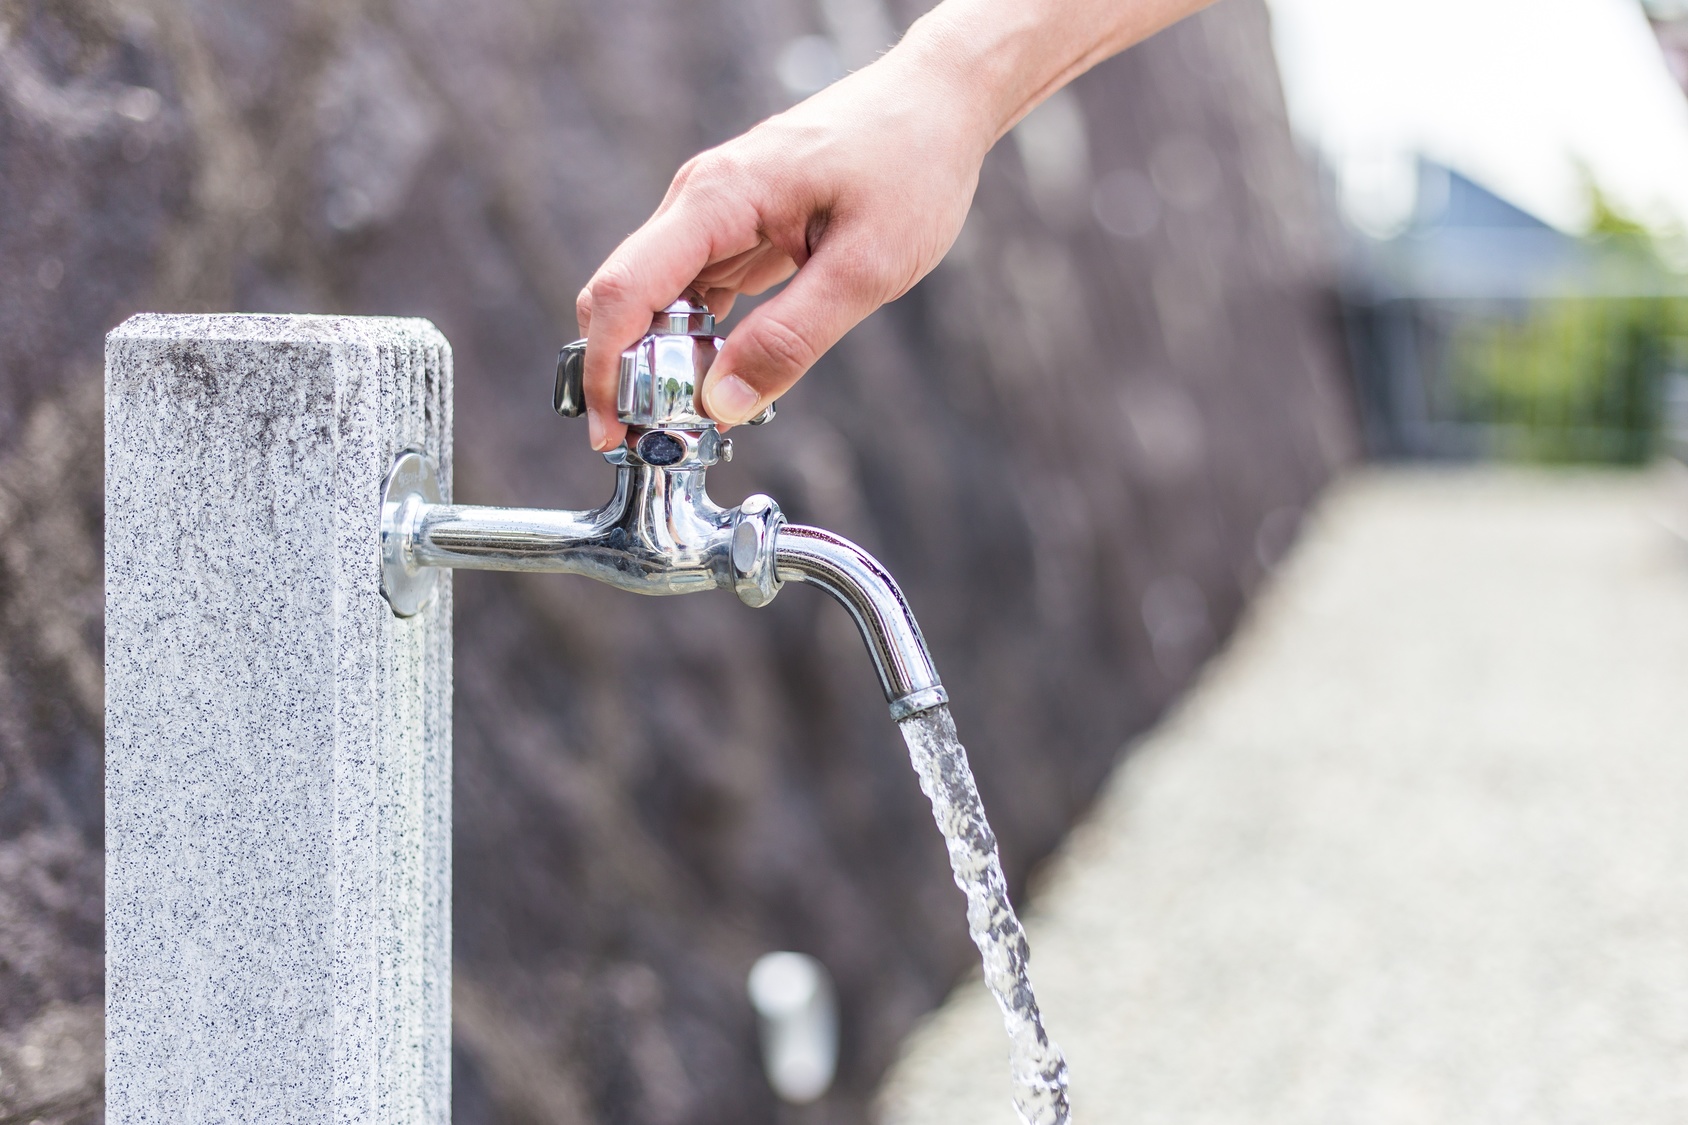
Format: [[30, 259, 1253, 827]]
[[104, 314, 453, 1123]]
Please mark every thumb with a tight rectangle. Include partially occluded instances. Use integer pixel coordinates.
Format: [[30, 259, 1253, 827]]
[[702, 243, 882, 425]]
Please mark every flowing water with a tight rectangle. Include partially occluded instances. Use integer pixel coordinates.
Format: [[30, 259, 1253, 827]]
[[897, 704, 1072, 1124]]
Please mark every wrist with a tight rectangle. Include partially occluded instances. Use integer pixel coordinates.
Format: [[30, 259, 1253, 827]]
[[891, 0, 1200, 144], [864, 25, 1003, 164], [892, 0, 1049, 145]]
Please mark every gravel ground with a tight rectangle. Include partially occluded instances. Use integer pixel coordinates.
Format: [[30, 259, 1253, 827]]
[[878, 467, 1688, 1125]]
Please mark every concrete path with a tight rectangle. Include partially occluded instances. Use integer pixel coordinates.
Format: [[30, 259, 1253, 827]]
[[879, 467, 1688, 1125]]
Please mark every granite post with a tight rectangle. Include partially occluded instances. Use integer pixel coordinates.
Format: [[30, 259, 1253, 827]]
[[104, 314, 453, 1122]]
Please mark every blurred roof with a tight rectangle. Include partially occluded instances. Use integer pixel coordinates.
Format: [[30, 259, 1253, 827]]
[[1347, 159, 1685, 301]]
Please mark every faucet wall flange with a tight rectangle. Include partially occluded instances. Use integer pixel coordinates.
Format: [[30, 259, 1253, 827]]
[[380, 449, 443, 618]]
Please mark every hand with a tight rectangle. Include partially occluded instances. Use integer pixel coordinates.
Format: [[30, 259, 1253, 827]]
[[573, 48, 993, 450], [572, 0, 1207, 451]]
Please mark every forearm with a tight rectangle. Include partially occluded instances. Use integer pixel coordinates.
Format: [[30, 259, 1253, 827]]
[[893, 0, 1215, 144]]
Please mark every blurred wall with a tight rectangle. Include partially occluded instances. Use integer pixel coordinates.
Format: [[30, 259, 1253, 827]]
[[0, 0, 1352, 1121]]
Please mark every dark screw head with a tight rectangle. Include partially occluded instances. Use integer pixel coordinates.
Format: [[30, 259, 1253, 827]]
[[636, 430, 686, 466]]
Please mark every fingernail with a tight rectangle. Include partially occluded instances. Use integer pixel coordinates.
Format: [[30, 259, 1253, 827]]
[[705, 374, 760, 425], [587, 406, 607, 451]]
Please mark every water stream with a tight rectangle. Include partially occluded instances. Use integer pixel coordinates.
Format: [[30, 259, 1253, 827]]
[[896, 705, 1072, 1124]]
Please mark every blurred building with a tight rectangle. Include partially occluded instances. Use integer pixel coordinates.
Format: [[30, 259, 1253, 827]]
[[1340, 158, 1688, 462]]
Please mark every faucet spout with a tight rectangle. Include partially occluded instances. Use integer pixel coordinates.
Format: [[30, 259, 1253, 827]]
[[380, 450, 948, 721], [774, 524, 948, 721]]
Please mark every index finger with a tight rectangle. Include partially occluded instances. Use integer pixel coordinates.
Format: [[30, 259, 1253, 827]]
[[577, 196, 763, 450]]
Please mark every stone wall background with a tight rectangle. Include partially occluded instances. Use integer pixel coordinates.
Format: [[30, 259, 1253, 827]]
[[0, 0, 1352, 1121]]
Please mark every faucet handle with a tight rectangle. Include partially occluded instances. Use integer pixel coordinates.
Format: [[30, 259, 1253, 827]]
[[659, 294, 776, 424], [615, 293, 720, 429], [555, 339, 587, 418], [554, 295, 776, 427]]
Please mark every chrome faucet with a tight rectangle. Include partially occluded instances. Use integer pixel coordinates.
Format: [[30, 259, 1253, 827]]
[[379, 294, 947, 721]]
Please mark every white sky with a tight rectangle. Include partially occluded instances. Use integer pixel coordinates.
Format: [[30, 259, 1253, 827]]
[[1264, 0, 1688, 235]]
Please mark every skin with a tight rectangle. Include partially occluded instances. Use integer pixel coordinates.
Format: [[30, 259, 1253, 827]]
[[576, 0, 1215, 451]]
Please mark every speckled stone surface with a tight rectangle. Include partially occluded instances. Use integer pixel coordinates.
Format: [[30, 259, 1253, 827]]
[[105, 314, 453, 1123], [879, 468, 1688, 1125]]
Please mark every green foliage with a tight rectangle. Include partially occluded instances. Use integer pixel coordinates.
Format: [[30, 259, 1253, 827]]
[[1586, 182, 1653, 244], [1443, 181, 1686, 465], [1448, 295, 1681, 464]]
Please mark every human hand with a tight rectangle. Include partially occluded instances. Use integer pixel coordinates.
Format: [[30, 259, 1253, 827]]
[[573, 0, 1207, 451], [573, 47, 994, 450]]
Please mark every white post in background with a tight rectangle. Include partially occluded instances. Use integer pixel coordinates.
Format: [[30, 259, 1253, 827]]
[[104, 314, 453, 1122]]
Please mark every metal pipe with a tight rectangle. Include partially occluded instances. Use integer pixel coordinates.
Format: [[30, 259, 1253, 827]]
[[389, 462, 741, 599], [774, 524, 947, 721], [412, 505, 615, 572]]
